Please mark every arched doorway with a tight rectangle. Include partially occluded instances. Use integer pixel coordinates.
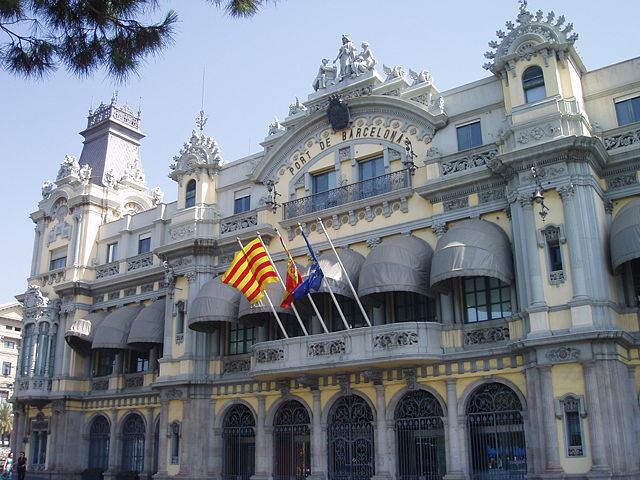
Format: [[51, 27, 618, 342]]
[[222, 404, 255, 480], [327, 394, 374, 480], [466, 383, 526, 480], [121, 414, 145, 473], [88, 415, 110, 471], [273, 400, 311, 480], [395, 390, 446, 480]]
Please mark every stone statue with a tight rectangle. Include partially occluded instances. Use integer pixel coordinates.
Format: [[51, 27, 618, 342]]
[[312, 58, 337, 91], [41, 180, 54, 199], [150, 186, 164, 205], [383, 64, 406, 80], [354, 42, 377, 73], [334, 35, 357, 80], [57, 155, 80, 180], [78, 164, 92, 184], [268, 117, 285, 135], [288, 97, 307, 116], [104, 168, 117, 188], [409, 69, 433, 86]]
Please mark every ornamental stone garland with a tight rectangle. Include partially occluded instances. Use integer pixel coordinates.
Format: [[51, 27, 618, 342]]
[[255, 348, 285, 363], [307, 339, 346, 356], [373, 331, 419, 350], [464, 326, 510, 345]]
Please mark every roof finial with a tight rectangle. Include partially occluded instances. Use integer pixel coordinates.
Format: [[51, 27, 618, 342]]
[[111, 90, 118, 105], [195, 66, 208, 132], [518, 0, 528, 13]]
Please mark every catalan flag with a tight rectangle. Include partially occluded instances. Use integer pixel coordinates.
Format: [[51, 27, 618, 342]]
[[278, 235, 303, 308], [221, 238, 278, 304]]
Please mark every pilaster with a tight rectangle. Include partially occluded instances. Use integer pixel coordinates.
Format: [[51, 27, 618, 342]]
[[443, 378, 465, 480], [251, 395, 269, 480], [372, 383, 391, 480]]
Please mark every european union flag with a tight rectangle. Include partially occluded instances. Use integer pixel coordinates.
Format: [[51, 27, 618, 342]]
[[292, 229, 324, 300]]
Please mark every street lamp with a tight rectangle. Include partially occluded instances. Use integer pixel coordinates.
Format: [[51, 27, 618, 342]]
[[264, 181, 281, 213], [530, 166, 549, 221]]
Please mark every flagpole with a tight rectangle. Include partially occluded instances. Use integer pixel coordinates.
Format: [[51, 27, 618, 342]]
[[316, 217, 372, 327], [275, 228, 329, 334], [235, 237, 289, 339], [256, 232, 309, 336], [297, 223, 350, 331]]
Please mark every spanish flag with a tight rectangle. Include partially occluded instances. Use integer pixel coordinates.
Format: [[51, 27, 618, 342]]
[[221, 239, 278, 304], [278, 235, 303, 308]]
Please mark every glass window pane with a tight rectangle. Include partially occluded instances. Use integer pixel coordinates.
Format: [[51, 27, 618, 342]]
[[615, 97, 640, 126], [456, 122, 482, 151]]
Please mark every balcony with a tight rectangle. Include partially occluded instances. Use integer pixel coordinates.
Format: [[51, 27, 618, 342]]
[[250, 322, 443, 378], [282, 169, 411, 220]]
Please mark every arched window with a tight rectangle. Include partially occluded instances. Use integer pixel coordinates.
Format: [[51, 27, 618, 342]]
[[88, 416, 110, 471], [328, 395, 374, 480], [274, 400, 310, 480], [522, 66, 546, 103], [34, 322, 50, 376], [20, 324, 36, 376], [122, 414, 145, 473], [185, 180, 196, 208], [395, 390, 446, 480], [466, 383, 526, 480], [169, 421, 181, 465], [30, 412, 48, 470], [222, 405, 255, 480]]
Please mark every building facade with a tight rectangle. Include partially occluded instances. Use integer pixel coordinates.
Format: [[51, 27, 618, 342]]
[[12, 4, 640, 480], [0, 302, 22, 409]]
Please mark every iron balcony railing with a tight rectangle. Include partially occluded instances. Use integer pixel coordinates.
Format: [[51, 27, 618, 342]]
[[282, 169, 411, 219]]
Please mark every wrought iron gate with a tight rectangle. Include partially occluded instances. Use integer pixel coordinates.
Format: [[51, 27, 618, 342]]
[[328, 395, 374, 480], [122, 414, 145, 473], [395, 390, 446, 480], [467, 383, 526, 480], [222, 404, 256, 480], [274, 400, 311, 480], [88, 415, 110, 471]]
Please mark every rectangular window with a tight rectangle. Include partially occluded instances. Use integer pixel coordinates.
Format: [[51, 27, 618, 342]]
[[1, 362, 10, 376], [3, 341, 15, 349], [126, 351, 149, 373], [93, 351, 116, 377], [393, 291, 436, 323], [312, 170, 337, 194], [561, 396, 585, 457], [234, 195, 251, 214], [358, 156, 384, 181], [138, 234, 151, 254], [0, 392, 7, 404], [463, 276, 511, 323], [106, 242, 118, 263], [49, 248, 67, 270], [228, 324, 255, 355], [615, 96, 640, 126], [456, 121, 482, 151]]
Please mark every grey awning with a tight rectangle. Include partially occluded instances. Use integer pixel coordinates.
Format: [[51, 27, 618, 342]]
[[309, 248, 365, 299], [127, 300, 165, 348], [358, 235, 434, 300], [189, 277, 240, 332], [65, 311, 108, 355], [611, 198, 640, 271], [92, 305, 144, 350], [238, 262, 293, 326], [430, 219, 513, 289]]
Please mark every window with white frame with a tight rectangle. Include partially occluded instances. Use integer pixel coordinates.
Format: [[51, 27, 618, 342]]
[[539, 224, 566, 285], [234, 189, 251, 214], [456, 121, 482, 151], [175, 300, 185, 342], [1, 362, 11, 376], [522, 65, 546, 103], [556, 394, 586, 457], [615, 95, 640, 126], [106, 242, 118, 263], [3, 341, 15, 349], [185, 179, 197, 208], [49, 247, 67, 270], [138, 233, 151, 254]]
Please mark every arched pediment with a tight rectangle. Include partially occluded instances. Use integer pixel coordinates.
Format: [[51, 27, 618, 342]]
[[169, 130, 225, 182], [253, 95, 448, 186]]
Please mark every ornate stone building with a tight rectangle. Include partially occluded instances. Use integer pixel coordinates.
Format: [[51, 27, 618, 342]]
[[12, 4, 640, 480]]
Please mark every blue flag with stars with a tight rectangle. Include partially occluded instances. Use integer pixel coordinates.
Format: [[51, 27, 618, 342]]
[[292, 229, 324, 300]]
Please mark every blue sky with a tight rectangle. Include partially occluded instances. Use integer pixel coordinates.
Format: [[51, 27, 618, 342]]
[[1, 0, 638, 304]]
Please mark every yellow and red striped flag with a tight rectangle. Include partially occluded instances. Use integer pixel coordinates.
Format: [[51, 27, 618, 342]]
[[278, 234, 303, 308], [221, 239, 278, 304]]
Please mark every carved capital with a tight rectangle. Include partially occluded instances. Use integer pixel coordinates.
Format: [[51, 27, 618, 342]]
[[518, 195, 533, 209], [336, 374, 350, 395], [296, 374, 319, 390], [403, 368, 419, 390], [557, 184, 575, 200], [362, 369, 383, 385], [432, 222, 448, 238]]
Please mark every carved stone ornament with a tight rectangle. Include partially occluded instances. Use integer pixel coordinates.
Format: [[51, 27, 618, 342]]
[[268, 117, 285, 136], [169, 130, 225, 182], [56, 155, 80, 180], [41, 181, 54, 199], [327, 95, 351, 131], [307, 339, 346, 356], [373, 331, 419, 350], [603, 127, 640, 151], [150, 186, 164, 205], [296, 374, 319, 390], [383, 64, 406, 80], [165, 388, 183, 400], [403, 368, 419, 390], [546, 346, 580, 363], [464, 326, 510, 345], [255, 348, 285, 363], [409, 69, 433, 86], [276, 379, 291, 397], [484, 3, 579, 73], [337, 374, 350, 395], [23, 285, 48, 309], [288, 97, 307, 116]]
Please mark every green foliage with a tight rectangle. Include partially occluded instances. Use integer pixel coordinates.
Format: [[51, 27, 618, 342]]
[[0, 403, 12, 440], [0, 0, 267, 80]]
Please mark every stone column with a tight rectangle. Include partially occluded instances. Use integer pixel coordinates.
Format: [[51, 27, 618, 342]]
[[524, 365, 544, 475], [538, 366, 562, 472], [71, 212, 84, 266], [30, 222, 44, 276], [143, 407, 154, 476], [106, 409, 119, 478], [155, 398, 169, 477], [373, 384, 390, 479], [53, 311, 69, 376], [444, 379, 465, 479], [440, 293, 454, 325], [206, 399, 218, 476], [509, 194, 550, 335], [558, 186, 588, 300], [626, 365, 640, 473], [252, 395, 269, 480], [309, 389, 324, 480], [583, 361, 611, 473]]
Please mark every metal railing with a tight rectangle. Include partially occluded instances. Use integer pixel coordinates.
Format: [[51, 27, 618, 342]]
[[282, 169, 410, 219]]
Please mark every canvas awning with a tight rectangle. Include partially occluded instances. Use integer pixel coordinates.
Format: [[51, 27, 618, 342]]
[[65, 311, 108, 355], [358, 235, 434, 301], [127, 299, 166, 348], [430, 219, 513, 289], [92, 305, 144, 350], [238, 262, 294, 326], [610, 198, 640, 271], [188, 277, 240, 332], [310, 248, 365, 299]]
